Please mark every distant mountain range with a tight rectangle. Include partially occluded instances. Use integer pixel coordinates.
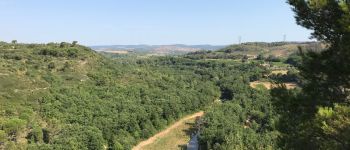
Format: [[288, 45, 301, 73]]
[[90, 44, 226, 54]]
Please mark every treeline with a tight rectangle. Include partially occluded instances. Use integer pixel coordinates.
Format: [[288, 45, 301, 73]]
[[185, 50, 246, 60]]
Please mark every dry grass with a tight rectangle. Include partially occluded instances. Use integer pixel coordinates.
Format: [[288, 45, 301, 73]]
[[250, 81, 297, 90], [270, 70, 288, 75], [103, 50, 129, 54], [284, 82, 298, 89], [250, 81, 273, 89]]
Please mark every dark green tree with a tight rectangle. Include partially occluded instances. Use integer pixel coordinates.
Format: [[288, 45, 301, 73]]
[[256, 54, 265, 60], [11, 40, 17, 44], [48, 62, 56, 70], [60, 42, 68, 48], [241, 55, 249, 63], [288, 0, 350, 105], [11, 40, 17, 49], [285, 0, 350, 149], [72, 41, 78, 47]]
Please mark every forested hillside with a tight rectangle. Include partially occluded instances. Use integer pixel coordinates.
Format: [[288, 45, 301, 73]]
[[1, 1, 349, 150], [0, 40, 287, 149], [0, 42, 222, 149], [0, 38, 347, 149], [1, 35, 349, 150]]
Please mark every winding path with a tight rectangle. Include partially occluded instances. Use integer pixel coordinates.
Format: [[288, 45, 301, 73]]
[[132, 111, 204, 150]]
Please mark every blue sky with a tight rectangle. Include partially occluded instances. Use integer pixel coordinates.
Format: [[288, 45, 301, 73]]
[[0, 0, 313, 46]]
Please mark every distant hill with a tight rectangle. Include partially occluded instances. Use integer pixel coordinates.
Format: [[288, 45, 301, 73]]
[[90, 44, 226, 55], [185, 42, 324, 60], [219, 42, 323, 57]]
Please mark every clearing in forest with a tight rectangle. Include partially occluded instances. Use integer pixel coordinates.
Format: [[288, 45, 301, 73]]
[[250, 81, 297, 90], [132, 111, 204, 150], [270, 70, 288, 75]]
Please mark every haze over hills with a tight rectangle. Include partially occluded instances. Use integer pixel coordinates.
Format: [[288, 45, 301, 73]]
[[90, 44, 226, 55], [90, 42, 322, 57]]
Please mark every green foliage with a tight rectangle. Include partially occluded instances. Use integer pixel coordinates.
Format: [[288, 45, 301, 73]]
[[2, 118, 27, 138], [256, 54, 265, 60], [285, 52, 302, 67], [52, 125, 106, 150], [289, 0, 350, 104], [288, 0, 350, 43], [47, 62, 55, 70], [27, 126, 44, 144], [269, 69, 300, 83], [314, 104, 350, 149], [266, 55, 281, 62], [274, 1, 350, 149], [200, 88, 279, 150], [0, 130, 6, 143]]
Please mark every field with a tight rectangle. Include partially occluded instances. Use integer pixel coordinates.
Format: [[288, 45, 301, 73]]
[[250, 81, 297, 90], [270, 70, 288, 75]]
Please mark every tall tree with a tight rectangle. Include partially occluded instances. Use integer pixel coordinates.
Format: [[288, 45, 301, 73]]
[[72, 41, 78, 47], [288, 0, 350, 105], [287, 1, 350, 149], [11, 40, 17, 44]]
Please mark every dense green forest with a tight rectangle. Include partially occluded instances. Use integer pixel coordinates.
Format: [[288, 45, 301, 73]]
[[1, 39, 277, 149], [0, 0, 349, 150], [0, 42, 224, 149], [0, 39, 284, 149]]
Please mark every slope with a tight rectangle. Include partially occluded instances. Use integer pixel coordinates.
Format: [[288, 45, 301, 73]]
[[0, 42, 220, 150]]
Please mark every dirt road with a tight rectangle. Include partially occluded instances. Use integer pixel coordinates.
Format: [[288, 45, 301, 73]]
[[132, 111, 204, 150]]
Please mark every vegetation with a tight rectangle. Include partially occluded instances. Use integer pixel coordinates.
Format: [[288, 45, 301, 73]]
[[0, 42, 221, 149], [0, 1, 349, 150], [0, 39, 332, 149], [197, 1, 350, 150], [0, 40, 284, 149], [272, 0, 350, 149]]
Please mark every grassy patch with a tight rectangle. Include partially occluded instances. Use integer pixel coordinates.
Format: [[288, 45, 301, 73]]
[[141, 117, 197, 150], [270, 70, 288, 75], [250, 81, 298, 90]]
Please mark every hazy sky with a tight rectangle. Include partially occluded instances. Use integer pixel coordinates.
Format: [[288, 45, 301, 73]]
[[0, 0, 313, 45]]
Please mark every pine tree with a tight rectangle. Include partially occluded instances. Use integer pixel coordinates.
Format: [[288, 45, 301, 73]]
[[288, 0, 350, 105]]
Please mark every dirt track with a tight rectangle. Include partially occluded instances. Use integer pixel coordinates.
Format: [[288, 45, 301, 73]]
[[132, 111, 204, 150]]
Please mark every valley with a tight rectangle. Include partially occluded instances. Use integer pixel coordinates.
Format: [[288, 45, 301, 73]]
[[1, 1, 350, 150], [0, 41, 307, 149]]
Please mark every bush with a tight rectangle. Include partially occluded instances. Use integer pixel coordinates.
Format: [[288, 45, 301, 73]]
[[266, 55, 281, 62], [0, 130, 6, 143], [27, 126, 43, 143], [48, 62, 55, 70], [2, 118, 27, 138]]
